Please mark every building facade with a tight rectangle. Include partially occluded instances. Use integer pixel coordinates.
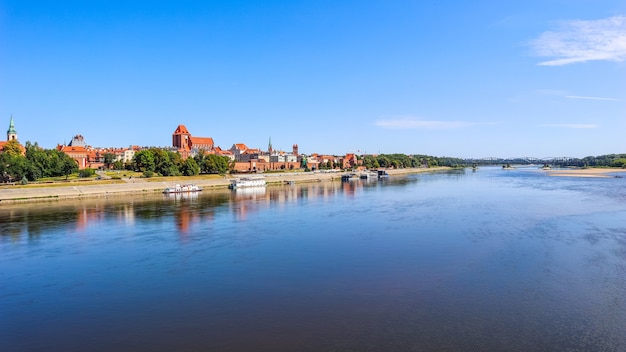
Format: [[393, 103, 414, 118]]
[[172, 124, 214, 159]]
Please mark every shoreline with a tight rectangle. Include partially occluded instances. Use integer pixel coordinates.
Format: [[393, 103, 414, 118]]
[[3, 166, 623, 204], [0, 167, 450, 204], [545, 168, 626, 178]]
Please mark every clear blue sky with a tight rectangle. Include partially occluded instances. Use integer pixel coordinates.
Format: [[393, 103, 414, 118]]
[[1, 0, 625, 158]]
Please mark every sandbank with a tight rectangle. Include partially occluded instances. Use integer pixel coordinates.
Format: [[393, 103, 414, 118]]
[[546, 168, 626, 178]]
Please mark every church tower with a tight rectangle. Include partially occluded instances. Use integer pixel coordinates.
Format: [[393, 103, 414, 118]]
[[268, 137, 273, 154], [172, 125, 191, 150], [7, 115, 17, 141]]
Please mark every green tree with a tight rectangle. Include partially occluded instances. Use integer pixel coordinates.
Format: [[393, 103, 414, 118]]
[[1, 139, 23, 156], [133, 150, 155, 172], [170, 152, 183, 174], [377, 155, 391, 168], [0, 152, 27, 182], [48, 149, 80, 178], [197, 154, 230, 174], [612, 158, 626, 168], [151, 149, 171, 175], [61, 158, 78, 180], [103, 153, 116, 169], [181, 157, 200, 176], [212, 154, 230, 174], [25, 142, 46, 180]]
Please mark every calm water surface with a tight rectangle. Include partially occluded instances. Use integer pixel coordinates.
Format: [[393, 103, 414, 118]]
[[1, 168, 625, 351]]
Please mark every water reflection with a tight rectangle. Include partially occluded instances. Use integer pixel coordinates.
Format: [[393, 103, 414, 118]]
[[0, 179, 396, 240], [2, 169, 626, 351]]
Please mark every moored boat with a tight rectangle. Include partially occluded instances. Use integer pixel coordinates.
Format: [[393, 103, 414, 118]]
[[341, 173, 359, 181], [229, 176, 266, 189], [360, 172, 377, 179], [163, 184, 202, 194]]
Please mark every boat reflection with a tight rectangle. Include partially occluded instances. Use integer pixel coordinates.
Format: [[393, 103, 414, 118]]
[[233, 186, 266, 197], [163, 191, 200, 201], [0, 176, 418, 240]]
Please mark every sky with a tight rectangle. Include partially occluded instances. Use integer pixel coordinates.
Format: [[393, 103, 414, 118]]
[[1, 0, 625, 158]]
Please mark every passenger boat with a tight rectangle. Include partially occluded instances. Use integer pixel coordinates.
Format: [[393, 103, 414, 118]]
[[360, 171, 377, 179], [229, 176, 266, 189], [163, 184, 202, 194], [341, 173, 359, 181]]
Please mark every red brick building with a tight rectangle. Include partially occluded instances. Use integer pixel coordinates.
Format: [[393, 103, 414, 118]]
[[172, 124, 215, 159], [57, 145, 88, 169], [341, 153, 361, 169]]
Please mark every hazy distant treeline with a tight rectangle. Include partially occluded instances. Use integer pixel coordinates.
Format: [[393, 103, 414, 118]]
[[464, 154, 626, 168], [562, 154, 626, 168], [360, 154, 465, 169]]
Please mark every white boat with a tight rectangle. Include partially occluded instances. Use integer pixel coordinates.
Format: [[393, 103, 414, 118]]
[[360, 172, 377, 179], [163, 183, 202, 194], [229, 176, 266, 189]]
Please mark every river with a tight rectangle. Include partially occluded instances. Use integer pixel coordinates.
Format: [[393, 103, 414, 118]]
[[1, 167, 625, 351]]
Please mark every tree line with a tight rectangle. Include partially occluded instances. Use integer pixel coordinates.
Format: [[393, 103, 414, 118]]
[[12, 142, 620, 184], [464, 154, 626, 168], [555, 154, 626, 168], [129, 148, 230, 177], [360, 154, 465, 169], [0, 140, 79, 182], [1, 143, 469, 183], [0, 142, 232, 183]]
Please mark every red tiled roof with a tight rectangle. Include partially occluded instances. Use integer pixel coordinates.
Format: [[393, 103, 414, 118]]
[[59, 145, 88, 153], [190, 137, 214, 146], [173, 125, 190, 134]]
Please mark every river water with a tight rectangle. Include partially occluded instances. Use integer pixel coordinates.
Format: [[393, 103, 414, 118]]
[[1, 167, 625, 351]]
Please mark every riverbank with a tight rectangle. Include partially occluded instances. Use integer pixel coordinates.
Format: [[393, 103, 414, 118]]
[[0, 167, 450, 204]]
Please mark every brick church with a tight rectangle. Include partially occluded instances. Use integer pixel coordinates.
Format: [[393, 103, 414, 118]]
[[172, 125, 215, 159]]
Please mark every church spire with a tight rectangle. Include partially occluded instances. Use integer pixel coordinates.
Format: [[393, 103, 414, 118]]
[[268, 136, 273, 154], [7, 115, 17, 141]]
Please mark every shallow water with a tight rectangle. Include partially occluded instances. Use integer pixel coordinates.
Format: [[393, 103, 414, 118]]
[[1, 167, 625, 351]]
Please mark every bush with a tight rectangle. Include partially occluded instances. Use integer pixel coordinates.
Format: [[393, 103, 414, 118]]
[[79, 168, 96, 178], [143, 170, 155, 178]]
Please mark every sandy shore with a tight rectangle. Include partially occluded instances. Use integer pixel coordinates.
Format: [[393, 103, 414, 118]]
[[546, 168, 626, 178], [0, 167, 450, 204]]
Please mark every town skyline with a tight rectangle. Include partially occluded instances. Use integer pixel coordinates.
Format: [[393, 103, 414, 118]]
[[4, 116, 624, 162], [1, 1, 625, 158]]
